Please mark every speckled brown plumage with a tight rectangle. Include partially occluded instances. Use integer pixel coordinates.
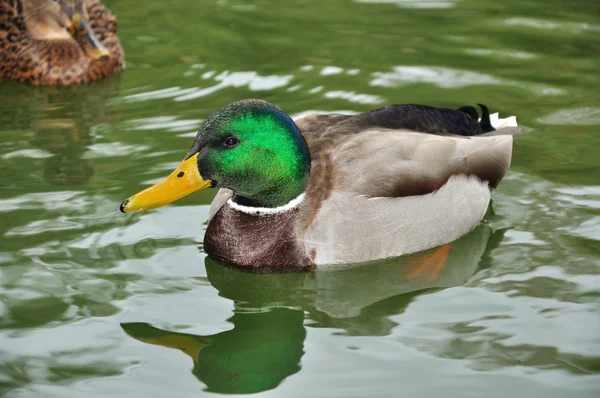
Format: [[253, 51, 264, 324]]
[[0, 0, 123, 86]]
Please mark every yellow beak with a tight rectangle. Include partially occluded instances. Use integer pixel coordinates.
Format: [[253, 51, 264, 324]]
[[68, 13, 110, 60], [120, 153, 212, 213]]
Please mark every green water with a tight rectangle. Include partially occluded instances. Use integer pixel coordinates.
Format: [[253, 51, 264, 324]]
[[1, 0, 599, 396]]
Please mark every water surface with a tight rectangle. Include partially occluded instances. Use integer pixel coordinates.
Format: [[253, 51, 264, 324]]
[[1, 0, 599, 396]]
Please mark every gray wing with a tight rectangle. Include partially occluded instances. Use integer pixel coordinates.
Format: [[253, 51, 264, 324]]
[[298, 126, 516, 265], [331, 128, 516, 197]]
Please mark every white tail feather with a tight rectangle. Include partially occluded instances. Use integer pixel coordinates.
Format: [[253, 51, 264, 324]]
[[488, 112, 518, 129]]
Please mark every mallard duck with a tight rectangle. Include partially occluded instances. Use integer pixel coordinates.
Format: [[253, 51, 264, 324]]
[[120, 99, 518, 270], [0, 0, 123, 86]]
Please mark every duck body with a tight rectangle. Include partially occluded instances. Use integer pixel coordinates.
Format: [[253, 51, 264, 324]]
[[0, 0, 123, 86], [121, 100, 519, 271]]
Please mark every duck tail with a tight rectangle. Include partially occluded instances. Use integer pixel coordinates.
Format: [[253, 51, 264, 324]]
[[477, 103, 494, 133], [457, 105, 479, 121], [458, 103, 519, 135]]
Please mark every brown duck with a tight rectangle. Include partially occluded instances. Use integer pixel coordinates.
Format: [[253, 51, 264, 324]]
[[0, 0, 123, 86], [120, 100, 519, 271]]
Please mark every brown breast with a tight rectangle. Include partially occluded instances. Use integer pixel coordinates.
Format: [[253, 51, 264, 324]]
[[204, 203, 314, 270]]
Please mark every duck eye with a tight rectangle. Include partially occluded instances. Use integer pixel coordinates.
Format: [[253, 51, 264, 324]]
[[224, 136, 239, 148]]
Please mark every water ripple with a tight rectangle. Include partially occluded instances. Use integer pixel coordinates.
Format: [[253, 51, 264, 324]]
[[371, 66, 564, 95], [355, 0, 459, 9], [324, 90, 383, 105], [503, 17, 600, 34], [175, 71, 294, 102], [537, 108, 600, 126]]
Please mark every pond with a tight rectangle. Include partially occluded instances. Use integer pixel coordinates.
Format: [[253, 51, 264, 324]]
[[1, 0, 599, 396]]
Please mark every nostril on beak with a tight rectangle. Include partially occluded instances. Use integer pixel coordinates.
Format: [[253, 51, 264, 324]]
[[119, 199, 130, 213]]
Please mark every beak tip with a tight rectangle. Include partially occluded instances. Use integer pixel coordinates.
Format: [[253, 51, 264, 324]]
[[120, 199, 130, 213]]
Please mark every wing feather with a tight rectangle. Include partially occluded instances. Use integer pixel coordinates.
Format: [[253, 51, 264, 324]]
[[330, 129, 514, 197]]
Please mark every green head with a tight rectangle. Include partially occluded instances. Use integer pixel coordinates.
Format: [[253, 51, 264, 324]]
[[188, 99, 310, 208], [121, 99, 311, 213]]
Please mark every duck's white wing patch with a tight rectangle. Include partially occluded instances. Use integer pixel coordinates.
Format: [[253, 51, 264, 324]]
[[300, 174, 491, 266]]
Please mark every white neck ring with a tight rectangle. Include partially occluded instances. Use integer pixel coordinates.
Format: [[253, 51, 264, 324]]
[[228, 193, 306, 215]]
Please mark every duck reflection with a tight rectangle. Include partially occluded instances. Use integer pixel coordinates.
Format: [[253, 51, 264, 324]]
[[2, 79, 120, 186], [122, 223, 504, 394], [122, 307, 305, 395], [31, 116, 96, 185]]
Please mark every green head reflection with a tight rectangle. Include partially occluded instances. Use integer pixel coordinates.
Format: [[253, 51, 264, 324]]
[[122, 306, 305, 394]]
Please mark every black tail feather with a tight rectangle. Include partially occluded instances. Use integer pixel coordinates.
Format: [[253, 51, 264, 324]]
[[457, 103, 496, 134], [477, 103, 494, 133], [457, 105, 479, 121]]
